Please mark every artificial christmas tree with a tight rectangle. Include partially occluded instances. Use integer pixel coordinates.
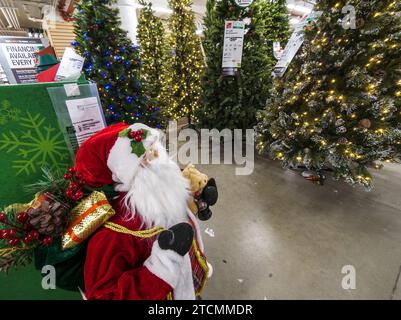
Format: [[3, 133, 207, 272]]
[[137, 1, 167, 114], [160, 0, 204, 123], [197, 0, 289, 130], [255, 0, 401, 189], [73, 0, 160, 126]]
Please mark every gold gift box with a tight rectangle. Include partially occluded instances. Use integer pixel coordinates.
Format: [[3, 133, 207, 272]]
[[61, 191, 116, 250]]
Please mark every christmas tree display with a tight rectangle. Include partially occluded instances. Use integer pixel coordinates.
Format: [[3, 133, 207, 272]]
[[73, 0, 160, 126], [137, 1, 166, 117], [197, 0, 289, 130], [255, 0, 401, 189], [160, 0, 204, 123]]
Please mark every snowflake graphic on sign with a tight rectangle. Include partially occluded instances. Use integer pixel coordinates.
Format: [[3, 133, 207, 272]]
[[0, 100, 21, 125], [0, 110, 69, 176]]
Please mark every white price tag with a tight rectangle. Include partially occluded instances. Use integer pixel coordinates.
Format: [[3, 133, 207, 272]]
[[64, 83, 80, 97]]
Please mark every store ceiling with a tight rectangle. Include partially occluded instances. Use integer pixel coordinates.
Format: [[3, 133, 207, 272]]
[[0, 0, 316, 32]]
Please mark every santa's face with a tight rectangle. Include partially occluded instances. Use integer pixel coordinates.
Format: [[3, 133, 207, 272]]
[[123, 140, 191, 228]]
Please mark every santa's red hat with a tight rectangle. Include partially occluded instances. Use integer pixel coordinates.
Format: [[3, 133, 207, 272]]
[[74, 122, 161, 191]]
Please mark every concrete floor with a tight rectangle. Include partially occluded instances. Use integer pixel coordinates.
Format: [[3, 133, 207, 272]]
[[195, 157, 401, 300]]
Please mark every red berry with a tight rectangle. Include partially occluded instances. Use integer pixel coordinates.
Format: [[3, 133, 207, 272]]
[[137, 129, 143, 136], [63, 173, 72, 180], [23, 236, 30, 244], [0, 212, 7, 223], [68, 167, 76, 174], [75, 172, 83, 180], [42, 236, 53, 246], [29, 230, 39, 240], [129, 130, 137, 138], [8, 239, 20, 246], [75, 191, 84, 199], [16, 211, 28, 224], [134, 135, 142, 142], [69, 182, 79, 190], [0, 230, 5, 239], [8, 229, 17, 239]]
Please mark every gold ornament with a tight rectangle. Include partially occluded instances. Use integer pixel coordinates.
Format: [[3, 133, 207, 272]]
[[61, 191, 115, 250]]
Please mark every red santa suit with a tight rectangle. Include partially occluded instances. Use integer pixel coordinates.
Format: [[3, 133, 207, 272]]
[[74, 123, 210, 300]]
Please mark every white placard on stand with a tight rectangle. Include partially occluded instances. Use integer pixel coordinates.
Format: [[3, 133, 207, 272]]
[[222, 20, 246, 76], [65, 97, 106, 147]]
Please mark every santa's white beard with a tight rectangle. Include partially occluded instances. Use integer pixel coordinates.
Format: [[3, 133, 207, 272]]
[[123, 155, 190, 228]]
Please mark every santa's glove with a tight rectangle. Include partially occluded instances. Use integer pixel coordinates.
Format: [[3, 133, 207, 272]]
[[197, 178, 218, 221], [201, 178, 218, 206], [158, 223, 194, 256]]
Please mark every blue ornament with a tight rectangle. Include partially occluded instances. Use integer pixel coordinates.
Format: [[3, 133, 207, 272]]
[[115, 55, 121, 62], [105, 83, 112, 91], [108, 105, 114, 110], [156, 124, 161, 129], [101, 71, 107, 78], [71, 41, 77, 46], [121, 46, 126, 52], [105, 61, 111, 68], [135, 112, 142, 117], [124, 61, 131, 68], [127, 96, 133, 103], [119, 75, 126, 82], [105, 50, 110, 57]]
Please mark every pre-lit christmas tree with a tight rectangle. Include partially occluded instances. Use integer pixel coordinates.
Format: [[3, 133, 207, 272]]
[[73, 0, 160, 126], [197, 0, 289, 130], [160, 0, 204, 123], [137, 1, 166, 111], [255, 0, 401, 189]]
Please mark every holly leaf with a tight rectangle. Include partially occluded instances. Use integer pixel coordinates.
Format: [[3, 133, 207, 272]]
[[119, 128, 131, 137], [141, 128, 149, 139], [131, 140, 146, 157]]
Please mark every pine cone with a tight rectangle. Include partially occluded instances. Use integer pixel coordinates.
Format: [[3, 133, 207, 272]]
[[28, 193, 69, 237]]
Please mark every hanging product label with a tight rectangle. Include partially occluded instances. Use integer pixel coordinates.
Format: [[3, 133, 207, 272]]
[[273, 10, 322, 77], [222, 20, 246, 76], [234, 0, 254, 8], [55, 47, 84, 81], [0, 37, 43, 83], [65, 97, 106, 147]]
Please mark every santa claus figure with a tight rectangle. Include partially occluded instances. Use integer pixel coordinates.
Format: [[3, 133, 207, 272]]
[[73, 123, 216, 300]]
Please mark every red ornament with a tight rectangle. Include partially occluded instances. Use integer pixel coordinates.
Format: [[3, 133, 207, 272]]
[[16, 211, 29, 223], [134, 135, 142, 142], [8, 239, 20, 246]]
